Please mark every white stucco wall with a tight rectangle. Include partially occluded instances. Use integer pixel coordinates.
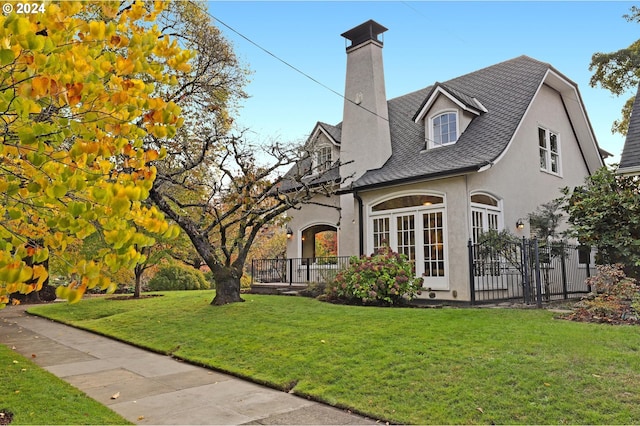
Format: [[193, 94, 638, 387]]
[[357, 175, 470, 301], [344, 83, 597, 303], [340, 40, 391, 184], [469, 83, 592, 239], [285, 80, 599, 304], [286, 194, 341, 259]]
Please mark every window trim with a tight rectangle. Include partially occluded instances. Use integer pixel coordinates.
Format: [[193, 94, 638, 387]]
[[312, 145, 333, 174], [469, 192, 504, 244], [538, 126, 562, 176], [427, 110, 459, 149]]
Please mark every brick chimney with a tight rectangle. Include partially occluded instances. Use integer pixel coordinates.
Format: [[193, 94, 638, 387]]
[[339, 20, 392, 183]]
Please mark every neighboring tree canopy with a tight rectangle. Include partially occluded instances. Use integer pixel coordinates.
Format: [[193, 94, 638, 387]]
[[590, 6, 640, 135], [0, 1, 187, 308], [561, 166, 640, 278]]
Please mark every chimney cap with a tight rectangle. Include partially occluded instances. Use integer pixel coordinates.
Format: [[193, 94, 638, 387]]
[[341, 20, 387, 49]]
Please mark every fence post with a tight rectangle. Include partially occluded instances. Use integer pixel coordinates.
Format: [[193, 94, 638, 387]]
[[560, 241, 568, 299], [251, 260, 255, 286], [521, 237, 530, 305], [306, 259, 310, 282], [533, 238, 543, 308], [585, 250, 592, 293], [468, 239, 475, 305], [288, 258, 293, 285]]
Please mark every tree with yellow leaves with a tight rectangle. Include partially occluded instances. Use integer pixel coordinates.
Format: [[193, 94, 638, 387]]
[[0, 1, 188, 308]]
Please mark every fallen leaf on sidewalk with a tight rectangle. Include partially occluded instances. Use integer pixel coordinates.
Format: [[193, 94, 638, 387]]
[[138, 416, 145, 421], [31, 354, 36, 358], [111, 392, 120, 400]]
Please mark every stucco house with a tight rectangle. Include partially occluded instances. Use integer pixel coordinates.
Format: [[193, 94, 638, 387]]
[[618, 84, 640, 176], [283, 20, 606, 302]]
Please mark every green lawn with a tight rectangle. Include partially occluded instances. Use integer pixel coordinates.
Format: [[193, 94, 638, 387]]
[[0, 344, 131, 425], [28, 292, 640, 425]]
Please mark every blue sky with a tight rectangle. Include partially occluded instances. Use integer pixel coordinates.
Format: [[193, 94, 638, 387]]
[[208, 1, 637, 163]]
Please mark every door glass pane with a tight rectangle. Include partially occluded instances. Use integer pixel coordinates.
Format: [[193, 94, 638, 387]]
[[472, 210, 483, 244], [372, 217, 390, 252], [396, 215, 416, 272], [487, 212, 499, 231]]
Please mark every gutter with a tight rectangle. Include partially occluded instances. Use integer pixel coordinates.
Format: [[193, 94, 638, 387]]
[[338, 164, 485, 194], [353, 191, 364, 256]]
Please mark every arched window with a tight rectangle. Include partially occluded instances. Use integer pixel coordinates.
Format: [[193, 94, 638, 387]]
[[429, 112, 458, 148], [470, 193, 503, 243], [372, 195, 443, 212]]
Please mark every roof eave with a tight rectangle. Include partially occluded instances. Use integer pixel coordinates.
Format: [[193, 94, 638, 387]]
[[412, 84, 484, 123], [617, 165, 640, 176], [339, 165, 485, 194], [309, 122, 340, 147]]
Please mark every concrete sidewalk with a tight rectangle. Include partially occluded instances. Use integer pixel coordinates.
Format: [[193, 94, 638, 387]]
[[0, 305, 378, 425]]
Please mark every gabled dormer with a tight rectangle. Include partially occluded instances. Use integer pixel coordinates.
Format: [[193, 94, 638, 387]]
[[413, 83, 487, 150], [308, 122, 340, 175]]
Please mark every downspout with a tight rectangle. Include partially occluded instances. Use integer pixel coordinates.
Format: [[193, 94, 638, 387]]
[[354, 191, 364, 256]]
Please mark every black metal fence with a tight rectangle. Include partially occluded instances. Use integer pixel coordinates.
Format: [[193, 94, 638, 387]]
[[468, 238, 593, 306], [251, 256, 352, 286]]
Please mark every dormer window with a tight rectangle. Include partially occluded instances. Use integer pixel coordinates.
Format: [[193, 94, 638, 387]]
[[314, 145, 332, 173], [429, 111, 458, 149]]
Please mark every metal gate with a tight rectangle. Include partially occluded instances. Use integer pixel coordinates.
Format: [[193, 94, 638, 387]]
[[468, 238, 592, 306]]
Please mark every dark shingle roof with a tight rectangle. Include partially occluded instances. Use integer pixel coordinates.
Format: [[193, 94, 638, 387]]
[[353, 55, 550, 189], [281, 55, 557, 192], [619, 84, 640, 171], [318, 122, 342, 144]]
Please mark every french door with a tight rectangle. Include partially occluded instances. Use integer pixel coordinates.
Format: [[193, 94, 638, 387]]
[[371, 208, 448, 289]]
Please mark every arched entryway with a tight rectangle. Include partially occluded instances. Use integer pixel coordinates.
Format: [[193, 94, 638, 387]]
[[301, 224, 338, 262]]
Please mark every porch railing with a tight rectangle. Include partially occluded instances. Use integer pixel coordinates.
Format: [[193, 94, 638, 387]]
[[251, 256, 352, 286]]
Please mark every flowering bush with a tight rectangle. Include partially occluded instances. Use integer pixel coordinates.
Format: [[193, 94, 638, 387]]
[[328, 246, 423, 305]]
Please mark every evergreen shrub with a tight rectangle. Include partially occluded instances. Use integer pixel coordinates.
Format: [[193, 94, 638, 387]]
[[148, 263, 210, 291]]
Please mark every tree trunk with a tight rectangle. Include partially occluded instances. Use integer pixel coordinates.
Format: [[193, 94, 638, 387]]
[[134, 268, 142, 298], [211, 267, 244, 305]]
